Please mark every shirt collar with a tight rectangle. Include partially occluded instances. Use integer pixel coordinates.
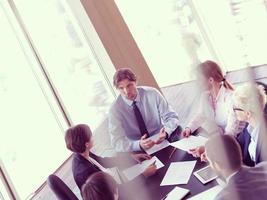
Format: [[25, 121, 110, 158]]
[[247, 123, 260, 142], [121, 90, 140, 106], [226, 170, 238, 183]]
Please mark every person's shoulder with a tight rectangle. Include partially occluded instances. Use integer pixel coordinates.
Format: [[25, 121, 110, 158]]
[[109, 95, 123, 111], [138, 86, 161, 96], [214, 188, 232, 200], [255, 161, 267, 169]]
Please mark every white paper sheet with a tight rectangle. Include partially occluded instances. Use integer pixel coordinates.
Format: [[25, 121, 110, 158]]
[[170, 135, 208, 152], [145, 133, 170, 155], [160, 161, 196, 186], [187, 185, 222, 200], [123, 156, 164, 181], [162, 187, 190, 200]]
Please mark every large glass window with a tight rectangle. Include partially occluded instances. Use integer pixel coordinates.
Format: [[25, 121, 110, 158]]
[[194, 0, 267, 70], [0, 1, 69, 199], [14, 0, 115, 130], [115, 0, 213, 87], [0, 0, 115, 199], [115, 0, 267, 86]]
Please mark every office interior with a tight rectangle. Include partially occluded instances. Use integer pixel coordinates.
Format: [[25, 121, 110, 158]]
[[1, 0, 267, 199]]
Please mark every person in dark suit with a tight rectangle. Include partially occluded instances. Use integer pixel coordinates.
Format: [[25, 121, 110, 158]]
[[205, 134, 267, 200], [64, 124, 157, 192], [232, 83, 267, 166], [81, 172, 119, 200]]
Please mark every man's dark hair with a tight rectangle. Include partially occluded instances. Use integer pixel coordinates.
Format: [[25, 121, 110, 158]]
[[205, 135, 242, 171], [65, 124, 92, 153], [82, 172, 118, 200], [113, 68, 137, 88]]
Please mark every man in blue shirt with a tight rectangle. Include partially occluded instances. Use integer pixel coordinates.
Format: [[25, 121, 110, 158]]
[[109, 68, 180, 152]]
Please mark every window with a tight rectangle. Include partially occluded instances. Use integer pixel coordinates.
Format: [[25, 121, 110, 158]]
[[115, 0, 213, 87], [14, 0, 116, 130], [0, 1, 69, 198], [116, 0, 267, 86], [0, 0, 116, 198], [0, 173, 11, 200], [194, 0, 267, 71]]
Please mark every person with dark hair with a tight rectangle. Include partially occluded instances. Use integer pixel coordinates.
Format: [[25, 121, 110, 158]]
[[109, 68, 180, 152], [205, 134, 267, 200], [81, 172, 119, 200], [65, 124, 157, 190]]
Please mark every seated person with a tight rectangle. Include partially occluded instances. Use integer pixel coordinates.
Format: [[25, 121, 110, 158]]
[[188, 83, 267, 165], [81, 172, 119, 200], [182, 60, 244, 137], [205, 134, 267, 200], [109, 68, 180, 152], [65, 124, 157, 189], [233, 83, 267, 166]]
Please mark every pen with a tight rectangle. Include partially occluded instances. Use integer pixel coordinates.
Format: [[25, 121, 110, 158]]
[[168, 147, 176, 159]]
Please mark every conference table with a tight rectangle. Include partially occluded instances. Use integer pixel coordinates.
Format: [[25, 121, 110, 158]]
[[127, 144, 219, 200]]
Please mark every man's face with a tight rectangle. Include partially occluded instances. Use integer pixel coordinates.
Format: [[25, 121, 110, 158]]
[[233, 106, 249, 122], [117, 79, 138, 101]]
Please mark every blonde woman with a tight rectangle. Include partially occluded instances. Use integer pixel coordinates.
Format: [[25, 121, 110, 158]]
[[233, 83, 267, 166]]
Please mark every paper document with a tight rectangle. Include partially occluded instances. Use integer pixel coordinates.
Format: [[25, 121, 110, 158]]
[[187, 185, 222, 200], [160, 160, 196, 186], [170, 135, 208, 152], [123, 156, 164, 181], [145, 133, 170, 155], [162, 187, 190, 200]]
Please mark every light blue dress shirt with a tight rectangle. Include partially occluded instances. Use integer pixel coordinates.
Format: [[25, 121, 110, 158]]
[[109, 86, 179, 152]]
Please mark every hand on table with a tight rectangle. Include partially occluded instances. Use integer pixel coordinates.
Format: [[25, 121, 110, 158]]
[[154, 128, 167, 144], [140, 134, 155, 150], [187, 145, 207, 162]]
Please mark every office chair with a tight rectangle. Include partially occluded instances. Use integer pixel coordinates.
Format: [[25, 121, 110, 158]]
[[47, 174, 79, 200]]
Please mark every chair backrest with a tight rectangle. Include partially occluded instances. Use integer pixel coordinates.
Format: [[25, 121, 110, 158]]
[[47, 174, 79, 200]]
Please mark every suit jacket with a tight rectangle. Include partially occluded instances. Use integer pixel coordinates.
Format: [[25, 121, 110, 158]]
[[72, 152, 144, 189], [215, 163, 267, 200], [72, 152, 149, 200], [237, 117, 267, 166]]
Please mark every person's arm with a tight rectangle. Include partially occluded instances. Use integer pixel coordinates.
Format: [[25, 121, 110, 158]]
[[109, 108, 141, 152], [90, 152, 134, 168], [185, 92, 207, 134], [154, 89, 179, 137]]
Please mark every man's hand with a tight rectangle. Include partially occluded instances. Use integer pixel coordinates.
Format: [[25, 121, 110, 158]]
[[181, 127, 191, 138], [142, 161, 157, 177], [140, 134, 155, 150], [155, 128, 167, 144], [188, 146, 205, 157], [187, 146, 207, 162], [131, 153, 151, 163]]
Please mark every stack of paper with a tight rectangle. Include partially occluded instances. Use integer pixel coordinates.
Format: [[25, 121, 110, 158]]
[[162, 187, 190, 200], [123, 156, 164, 181], [187, 185, 222, 200], [145, 133, 170, 155], [160, 160, 196, 186], [170, 135, 208, 151]]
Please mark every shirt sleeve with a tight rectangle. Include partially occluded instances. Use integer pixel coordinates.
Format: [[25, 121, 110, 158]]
[[155, 89, 179, 136], [109, 107, 141, 152], [186, 92, 207, 133]]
